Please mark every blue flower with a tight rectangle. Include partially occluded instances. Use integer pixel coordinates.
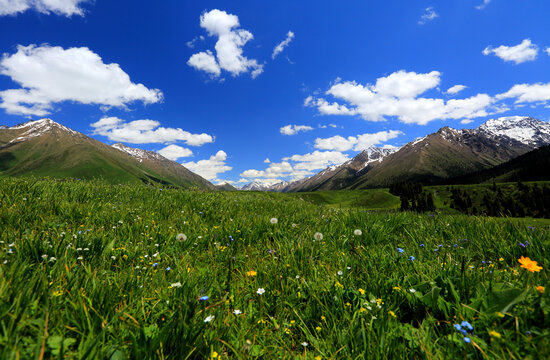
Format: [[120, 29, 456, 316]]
[[463, 337, 471, 343], [199, 296, 209, 301], [409, 256, 415, 261], [397, 247, 404, 253], [420, 244, 425, 247], [166, 267, 171, 271], [461, 321, 473, 331], [153, 263, 158, 267], [454, 324, 462, 331]]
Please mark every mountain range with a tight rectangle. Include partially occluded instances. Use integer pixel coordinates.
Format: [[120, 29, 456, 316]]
[[1, 116, 549, 191], [252, 116, 550, 192], [0, 118, 214, 189]]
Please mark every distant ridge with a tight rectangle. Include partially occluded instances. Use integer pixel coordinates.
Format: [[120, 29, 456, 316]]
[[0, 118, 214, 189]]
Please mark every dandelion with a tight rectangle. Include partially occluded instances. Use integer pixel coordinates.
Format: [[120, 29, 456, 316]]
[[211, 351, 218, 358], [314, 232, 323, 241], [518, 256, 543, 272], [204, 315, 215, 323], [171, 282, 182, 288], [489, 330, 501, 339], [246, 270, 257, 277], [315, 326, 322, 332], [358, 288, 365, 295], [257, 288, 265, 295], [270, 218, 278, 224], [354, 229, 362, 236], [176, 233, 187, 241], [233, 309, 242, 315], [536, 286, 545, 293]]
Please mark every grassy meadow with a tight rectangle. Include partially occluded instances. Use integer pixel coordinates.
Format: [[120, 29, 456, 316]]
[[0, 178, 549, 359]]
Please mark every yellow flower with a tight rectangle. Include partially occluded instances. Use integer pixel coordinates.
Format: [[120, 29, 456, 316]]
[[518, 256, 543, 272], [388, 310, 396, 318], [290, 320, 296, 325], [211, 351, 218, 358], [358, 288, 365, 295], [499, 257, 504, 262], [345, 302, 351, 307], [335, 281, 344, 289], [536, 285, 545, 293], [297, 291, 301, 297], [315, 326, 322, 332], [359, 307, 367, 313], [393, 286, 402, 291], [495, 312, 505, 318], [52, 290, 63, 297], [488, 330, 501, 339], [246, 270, 257, 277], [315, 356, 322, 360], [321, 316, 326, 321], [284, 328, 291, 334], [376, 298, 383, 305]]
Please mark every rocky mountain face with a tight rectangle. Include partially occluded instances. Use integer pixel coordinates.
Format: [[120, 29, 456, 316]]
[[0, 118, 214, 189]]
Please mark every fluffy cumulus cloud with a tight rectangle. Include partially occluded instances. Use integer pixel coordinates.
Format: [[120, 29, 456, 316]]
[[240, 150, 349, 181], [446, 85, 467, 95], [272, 31, 295, 59], [280, 124, 314, 135], [306, 70, 494, 125], [314, 130, 403, 152], [546, 47, 550, 56], [0, 0, 88, 16], [90, 117, 214, 146], [0, 44, 162, 116], [182, 150, 232, 180], [496, 82, 550, 104], [187, 9, 263, 78], [418, 7, 438, 25], [482, 39, 539, 64], [157, 144, 193, 161]]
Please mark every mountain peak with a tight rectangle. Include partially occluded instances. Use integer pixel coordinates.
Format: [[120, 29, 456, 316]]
[[3, 118, 79, 144], [111, 143, 165, 162], [477, 116, 550, 146]]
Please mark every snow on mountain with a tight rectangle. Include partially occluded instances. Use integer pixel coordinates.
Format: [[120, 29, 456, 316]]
[[476, 116, 550, 146], [4, 118, 80, 144], [112, 143, 165, 162]]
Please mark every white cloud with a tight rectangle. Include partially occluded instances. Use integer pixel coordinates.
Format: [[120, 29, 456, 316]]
[[272, 31, 295, 59], [307, 70, 495, 125], [418, 7, 438, 25], [182, 150, 231, 180], [157, 144, 193, 161], [90, 117, 214, 146], [446, 85, 467, 95], [476, 0, 491, 10], [264, 158, 270, 163], [187, 50, 221, 77], [186, 35, 205, 49], [0, 0, 88, 16], [545, 47, 550, 56], [314, 130, 403, 152], [0, 44, 162, 116], [496, 82, 550, 103], [482, 39, 538, 64], [280, 124, 314, 135], [461, 119, 474, 124], [188, 9, 263, 78]]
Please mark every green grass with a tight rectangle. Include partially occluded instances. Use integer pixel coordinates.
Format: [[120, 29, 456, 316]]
[[287, 189, 400, 210], [0, 178, 548, 359]]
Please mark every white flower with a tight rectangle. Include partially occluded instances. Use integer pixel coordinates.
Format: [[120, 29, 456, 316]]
[[314, 232, 323, 241], [337, 271, 343, 276], [176, 233, 187, 241], [233, 309, 242, 315], [111, 256, 116, 260], [354, 229, 362, 236], [257, 288, 266, 295], [41, 254, 48, 259], [77, 256, 83, 260], [270, 218, 278, 224], [204, 315, 215, 323], [83, 248, 89, 251], [171, 282, 182, 288], [292, 223, 297, 228], [409, 289, 416, 293], [296, 275, 300, 279], [76, 248, 82, 251], [49, 257, 56, 262], [301, 342, 309, 347]]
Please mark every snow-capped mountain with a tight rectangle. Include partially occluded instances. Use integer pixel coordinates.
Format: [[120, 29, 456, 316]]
[[112, 143, 165, 162], [476, 116, 550, 147], [2, 118, 82, 145]]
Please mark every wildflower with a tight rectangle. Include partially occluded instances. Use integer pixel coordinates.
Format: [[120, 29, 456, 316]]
[[518, 256, 542, 272], [376, 298, 383, 305], [461, 321, 474, 331], [536, 286, 545, 293], [176, 233, 187, 241], [257, 288, 265, 295], [166, 267, 171, 271], [315, 326, 322, 332], [199, 296, 209, 301], [454, 324, 462, 331], [270, 218, 278, 224], [420, 244, 425, 247], [292, 223, 297, 228], [495, 312, 505, 318], [52, 290, 63, 297], [393, 286, 402, 291], [388, 310, 396, 318], [284, 328, 291, 334], [301, 342, 308, 347], [489, 330, 501, 339], [354, 229, 362, 236], [233, 309, 242, 315], [321, 316, 326, 321], [111, 256, 116, 260], [463, 337, 471, 343], [41, 254, 48, 259], [397, 247, 404, 253], [335, 281, 344, 289], [171, 282, 182, 288], [499, 257, 504, 262], [314, 232, 323, 241], [49, 257, 56, 262], [246, 270, 257, 277], [77, 256, 83, 260], [358, 288, 365, 295], [204, 315, 215, 323], [337, 270, 343, 276], [359, 307, 367, 313], [315, 356, 322, 360], [409, 256, 415, 261], [153, 263, 158, 268], [409, 288, 416, 293]]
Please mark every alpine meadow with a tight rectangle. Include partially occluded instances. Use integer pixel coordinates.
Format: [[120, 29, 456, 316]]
[[1, 1, 550, 359]]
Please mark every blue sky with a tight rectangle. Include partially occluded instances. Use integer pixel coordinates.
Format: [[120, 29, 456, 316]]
[[1, 0, 550, 185]]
